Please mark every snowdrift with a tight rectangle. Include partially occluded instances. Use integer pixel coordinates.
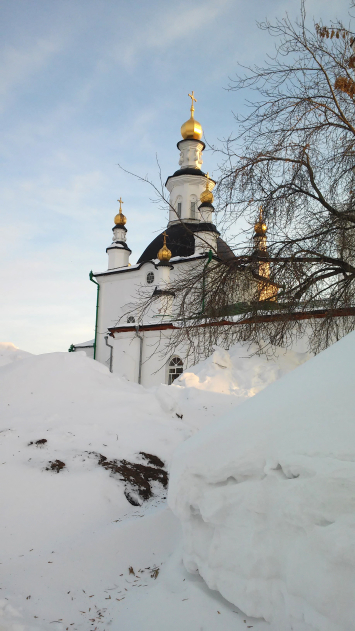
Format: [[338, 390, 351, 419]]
[[163, 344, 311, 431], [176, 344, 310, 395], [0, 348, 272, 631], [0, 341, 32, 367], [0, 349, 191, 477], [0, 351, 193, 630], [169, 332, 355, 631], [0, 342, 311, 630]]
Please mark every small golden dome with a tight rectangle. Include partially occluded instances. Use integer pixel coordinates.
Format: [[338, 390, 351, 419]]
[[181, 91, 203, 140], [254, 221, 267, 235], [157, 231, 172, 262], [181, 117, 203, 140], [200, 172, 214, 204], [114, 196, 127, 226], [254, 206, 267, 235]]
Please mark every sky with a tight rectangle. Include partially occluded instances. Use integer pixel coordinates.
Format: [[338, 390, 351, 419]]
[[0, 0, 351, 354]]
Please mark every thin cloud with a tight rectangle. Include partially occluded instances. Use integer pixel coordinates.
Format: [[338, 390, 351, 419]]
[[117, 0, 235, 68], [0, 37, 64, 112]]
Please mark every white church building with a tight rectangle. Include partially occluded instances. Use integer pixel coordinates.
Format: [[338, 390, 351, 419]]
[[72, 93, 270, 386]]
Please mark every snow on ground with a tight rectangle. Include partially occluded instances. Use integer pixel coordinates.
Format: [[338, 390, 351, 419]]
[[177, 344, 310, 395], [0, 342, 32, 367], [169, 332, 355, 631], [0, 342, 309, 630], [159, 344, 311, 431]]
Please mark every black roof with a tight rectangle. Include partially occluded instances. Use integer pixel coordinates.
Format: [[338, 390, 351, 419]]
[[112, 224, 127, 232], [137, 221, 235, 264], [106, 241, 132, 253], [173, 167, 206, 177], [165, 168, 216, 187]]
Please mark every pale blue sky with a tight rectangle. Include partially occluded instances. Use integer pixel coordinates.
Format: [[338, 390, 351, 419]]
[[0, 0, 350, 353]]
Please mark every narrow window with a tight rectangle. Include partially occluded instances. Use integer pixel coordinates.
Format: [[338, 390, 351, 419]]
[[190, 201, 196, 218], [177, 202, 182, 218], [146, 272, 155, 284], [168, 356, 184, 385]]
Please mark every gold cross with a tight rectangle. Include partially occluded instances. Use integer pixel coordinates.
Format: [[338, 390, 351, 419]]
[[188, 90, 197, 105], [163, 231, 168, 245], [204, 172, 210, 192], [117, 197, 124, 212], [188, 91, 197, 116]]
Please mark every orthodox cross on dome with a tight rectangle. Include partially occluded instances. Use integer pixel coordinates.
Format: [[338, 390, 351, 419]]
[[181, 90, 203, 140], [117, 197, 124, 212], [157, 231, 172, 262], [188, 91, 197, 117], [114, 196, 126, 226]]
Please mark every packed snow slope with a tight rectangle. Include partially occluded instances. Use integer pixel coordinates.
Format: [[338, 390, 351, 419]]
[[177, 343, 309, 395], [163, 344, 311, 430], [0, 343, 308, 630], [169, 331, 355, 631], [0, 342, 32, 367]]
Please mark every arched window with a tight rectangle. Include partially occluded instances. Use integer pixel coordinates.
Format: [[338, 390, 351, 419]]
[[190, 195, 197, 219], [175, 196, 182, 219], [168, 356, 183, 385]]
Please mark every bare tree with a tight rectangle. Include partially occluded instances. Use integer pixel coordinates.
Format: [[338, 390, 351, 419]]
[[124, 1, 355, 364]]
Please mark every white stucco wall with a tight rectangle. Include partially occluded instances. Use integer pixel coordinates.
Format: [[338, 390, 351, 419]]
[[110, 329, 186, 388], [91, 255, 204, 387]]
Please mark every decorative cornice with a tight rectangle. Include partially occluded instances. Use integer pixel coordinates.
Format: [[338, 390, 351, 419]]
[[106, 242, 132, 253], [176, 138, 205, 151]]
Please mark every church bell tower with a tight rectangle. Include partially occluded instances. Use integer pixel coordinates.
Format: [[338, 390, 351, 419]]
[[165, 92, 216, 228]]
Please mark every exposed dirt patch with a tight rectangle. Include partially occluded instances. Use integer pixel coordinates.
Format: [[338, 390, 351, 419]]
[[139, 452, 164, 468], [29, 439, 47, 447], [46, 459, 65, 473], [90, 452, 168, 506], [150, 567, 160, 579]]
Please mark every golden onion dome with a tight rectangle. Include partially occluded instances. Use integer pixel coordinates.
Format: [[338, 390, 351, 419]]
[[181, 117, 203, 140], [114, 197, 127, 226], [254, 221, 267, 235], [254, 206, 267, 235], [200, 172, 214, 204], [157, 232, 172, 262], [181, 91, 203, 140]]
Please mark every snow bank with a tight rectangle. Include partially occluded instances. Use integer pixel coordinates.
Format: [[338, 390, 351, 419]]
[[0, 342, 32, 367], [0, 342, 312, 630], [169, 332, 355, 631], [177, 344, 310, 395], [0, 351, 192, 630], [159, 343, 311, 431], [0, 350, 191, 468], [0, 349, 274, 630]]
